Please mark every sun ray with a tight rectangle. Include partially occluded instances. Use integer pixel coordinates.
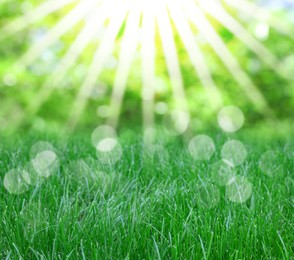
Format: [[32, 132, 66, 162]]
[[0, 0, 77, 41], [1, 0, 288, 130], [200, 1, 283, 74], [167, 0, 223, 109], [184, 0, 269, 112], [141, 2, 156, 132], [107, 1, 142, 127], [67, 0, 129, 130], [25, 3, 111, 117], [156, 0, 189, 113], [224, 0, 294, 40], [17, 0, 99, 68]]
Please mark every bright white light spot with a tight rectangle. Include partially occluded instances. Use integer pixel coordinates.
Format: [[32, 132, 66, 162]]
[[197, 182, 220, 208], [32, 150, 59, 178], [226, 176, 252, 203], [30, 141, 55, 159], [218, 106, 245, 133], [254, 23, 269, 40], [221, 140, 247, 166], [3, 73, 17, 86], [211, 160, 235, 186], [96, 138, 122, 164], [155, 102, 168, 115], [189, 135, 216, 161], [104, 56, 117, 69], [259, 150, 284, 177], [41, 49, 56, 63], [154, 77, 168, 94], [91, 125, 117, 147], [4, 168, 30, 194], [97, 138, 118, 152], [163, 110, 190, 136]]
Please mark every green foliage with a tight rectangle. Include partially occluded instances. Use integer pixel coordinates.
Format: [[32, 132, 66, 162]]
[[0, 2, 293, 132]]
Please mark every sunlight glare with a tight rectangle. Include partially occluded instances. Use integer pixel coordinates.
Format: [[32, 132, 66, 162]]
[[0, 0, 289, 129]]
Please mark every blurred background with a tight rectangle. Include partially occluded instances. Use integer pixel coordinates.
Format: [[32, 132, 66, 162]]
[[0, 0, 293, 134]]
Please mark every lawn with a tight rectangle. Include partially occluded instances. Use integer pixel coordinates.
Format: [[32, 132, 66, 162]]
[[0, 128, 293, 259], [0, 0, 293, 259]]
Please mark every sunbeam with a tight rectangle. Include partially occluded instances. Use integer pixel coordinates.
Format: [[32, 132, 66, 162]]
[[0, 0, 76, 41], [184, 0, 269, 112], [141, 1, 156, 131], [18, 0, 98, 67], [0, 3, 293, 256], [107, 2, 141, 128], [26, 1, 111, 115], [200, 1, 283, 75], [67, 0, 129, 129], [225, 0, 294, 40], [157, 0, 189, 113], [167, 0, 223, 109], [1, 0, 291, 130]]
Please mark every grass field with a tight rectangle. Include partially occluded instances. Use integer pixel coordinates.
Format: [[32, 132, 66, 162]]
[[0, 128, 293, 259]]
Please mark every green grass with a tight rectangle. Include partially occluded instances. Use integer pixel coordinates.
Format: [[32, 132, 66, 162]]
[[0, 130, 293, 259]]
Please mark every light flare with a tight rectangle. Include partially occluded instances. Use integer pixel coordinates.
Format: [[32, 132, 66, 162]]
[[67, 0, 129, 129], [0, 0, 290, 130], [107, 1, 142, 127]]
